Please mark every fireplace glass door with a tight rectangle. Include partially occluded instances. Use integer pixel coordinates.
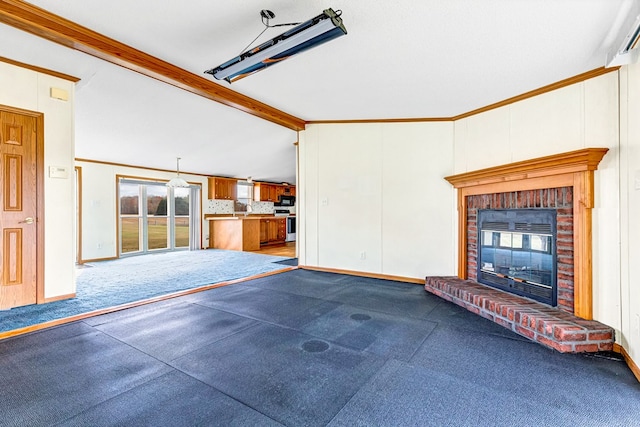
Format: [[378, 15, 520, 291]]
[[478, 209, 557, 306]]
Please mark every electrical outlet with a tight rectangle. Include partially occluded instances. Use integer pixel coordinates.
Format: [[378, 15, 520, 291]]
[[97, 243, 103, 249], [360, 251, 366, 260], [321, 198, 329, 206], [636, 314, 640, 336]]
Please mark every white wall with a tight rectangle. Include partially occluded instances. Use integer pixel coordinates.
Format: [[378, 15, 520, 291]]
[[0, 61, 76, 299], [299, 122, 455, 279], [619, 62, 640, 367], [75, 160, 209, 260], [454, 72, 621, 332], [298, 72, 632, 360]]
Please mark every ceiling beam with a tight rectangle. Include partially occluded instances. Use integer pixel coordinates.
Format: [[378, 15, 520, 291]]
[[0, 0, 306, 131]]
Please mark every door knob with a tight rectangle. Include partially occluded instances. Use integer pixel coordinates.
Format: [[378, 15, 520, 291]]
[[19, 217, 34, 224]]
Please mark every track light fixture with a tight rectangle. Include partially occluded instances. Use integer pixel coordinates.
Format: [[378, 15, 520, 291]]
[[205, 8, 347, 83]]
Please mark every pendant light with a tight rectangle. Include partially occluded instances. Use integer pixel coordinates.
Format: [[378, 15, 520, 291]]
[[166, 157, 189, 188]]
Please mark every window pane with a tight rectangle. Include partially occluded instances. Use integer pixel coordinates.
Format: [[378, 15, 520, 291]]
[[174, 187, 190, 216], [174, 187, 190, 248], [147, 185, 168, 216], [512, 233, 523, 248], [147, 185, 168, 250], [148, 217, 168, 250], [499, 232, 512, 248], [530, 235, 549, 252], [237, 182, 253, 199], [175, 216, 189, 248], [120, 182, 139, 215], [121, 217, 140, 253]]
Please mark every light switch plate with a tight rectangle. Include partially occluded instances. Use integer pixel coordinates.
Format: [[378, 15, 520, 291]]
[[49, 166, 68, 179]]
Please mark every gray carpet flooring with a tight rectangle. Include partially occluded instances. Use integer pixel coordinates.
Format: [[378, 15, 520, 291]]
[[0, 269, 639, 426]]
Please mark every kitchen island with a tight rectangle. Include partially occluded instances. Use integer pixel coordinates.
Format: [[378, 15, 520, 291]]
[[207, 216, 262, 251], [206, 214, 288, 251]]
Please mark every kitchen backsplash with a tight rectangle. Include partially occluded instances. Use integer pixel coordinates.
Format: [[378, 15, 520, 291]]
[[249, 201, 274, 214], [205, 199, 276, 214], [206, 199, 234, 214]]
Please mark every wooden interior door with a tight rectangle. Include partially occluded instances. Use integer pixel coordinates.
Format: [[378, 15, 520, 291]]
[[0, 110, 38, 309]]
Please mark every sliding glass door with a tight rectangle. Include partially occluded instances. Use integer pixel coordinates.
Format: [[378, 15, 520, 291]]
[[119, 179, 199, 256]]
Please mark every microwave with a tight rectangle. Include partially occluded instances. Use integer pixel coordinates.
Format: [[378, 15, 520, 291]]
[[276, 195, 295, 206]]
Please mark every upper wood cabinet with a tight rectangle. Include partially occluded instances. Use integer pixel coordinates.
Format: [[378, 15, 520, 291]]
[[255, 182, 296, 202], [254, 183, 277, 202], [208, 177, 237, 200]]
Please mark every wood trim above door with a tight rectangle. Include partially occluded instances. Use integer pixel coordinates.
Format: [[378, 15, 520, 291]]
[[0, 56, 79, 82]]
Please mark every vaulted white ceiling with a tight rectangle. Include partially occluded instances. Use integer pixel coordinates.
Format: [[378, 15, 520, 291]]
[[0, 0, 638, 183]]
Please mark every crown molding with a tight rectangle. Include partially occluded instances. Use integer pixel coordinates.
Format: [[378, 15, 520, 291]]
[[450, 67, 620, 121], [306, 67, 620, 125], [74, 157, 212, 178]]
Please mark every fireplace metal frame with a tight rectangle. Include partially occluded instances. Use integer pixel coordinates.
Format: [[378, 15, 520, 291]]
[[477, 209, 557, 306]]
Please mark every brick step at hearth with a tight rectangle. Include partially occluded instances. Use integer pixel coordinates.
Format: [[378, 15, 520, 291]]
[[424, 276, 614, 353]]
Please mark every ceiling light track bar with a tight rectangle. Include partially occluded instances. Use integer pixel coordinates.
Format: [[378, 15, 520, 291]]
[[0, 0, 305, 131], [206, 8, 346, 83]]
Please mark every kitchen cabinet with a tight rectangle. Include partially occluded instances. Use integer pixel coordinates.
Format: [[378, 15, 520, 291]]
[[259, 220, 268, 243], [277, 218, 286, 241], [255, 183, 296, 202], [255, 183, 278, 202], [208, 177, 237, 200], [268, 185, 278, 202], [260, 217, 286, 245], [282, 185, 296, 197]]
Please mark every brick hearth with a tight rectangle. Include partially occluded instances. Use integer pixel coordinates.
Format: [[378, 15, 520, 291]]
[[433, 149, 613, 352], [425, 276, 614, 353]]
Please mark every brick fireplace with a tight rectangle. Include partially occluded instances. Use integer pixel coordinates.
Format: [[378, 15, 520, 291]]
[[425, 148, 615, 353], [468, 188, 572, 311]]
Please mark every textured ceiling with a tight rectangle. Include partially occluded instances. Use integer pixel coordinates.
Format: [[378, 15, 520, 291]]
[[1, 0, 638, 182]]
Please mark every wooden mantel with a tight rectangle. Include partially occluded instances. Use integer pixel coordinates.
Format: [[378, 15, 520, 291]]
[[445, 148, 609, 320]]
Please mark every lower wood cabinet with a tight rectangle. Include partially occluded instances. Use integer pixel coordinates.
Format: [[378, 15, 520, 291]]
[[209, 218, 260, 251], [260, 218, 286, 245]]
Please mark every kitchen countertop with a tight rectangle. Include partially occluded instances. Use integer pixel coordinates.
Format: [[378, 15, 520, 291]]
[[204, 214, 278, 220]]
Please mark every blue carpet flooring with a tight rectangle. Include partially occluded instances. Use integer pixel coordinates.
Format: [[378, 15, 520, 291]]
[[0, 249, 292, 333]]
